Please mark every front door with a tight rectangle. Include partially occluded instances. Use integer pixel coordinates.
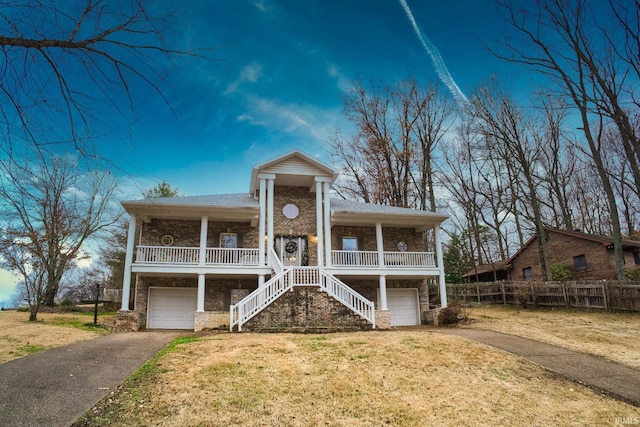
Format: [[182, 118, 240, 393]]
[[275, 235, 305, 266]]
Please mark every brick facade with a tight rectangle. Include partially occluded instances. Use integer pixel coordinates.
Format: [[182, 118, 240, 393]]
[[120, 179, 442, 332], [509, 230, 632, 281], [140, 219, 259, 249], [331, 226, 426, 252]]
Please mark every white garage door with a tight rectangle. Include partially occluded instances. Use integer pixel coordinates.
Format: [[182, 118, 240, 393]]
[[386, 289, 420, 326], [148, 287, 197, 329]]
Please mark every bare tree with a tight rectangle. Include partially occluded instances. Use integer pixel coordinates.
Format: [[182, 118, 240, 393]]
[[493, 0, 637, 280], [408, 81, 456, 212], [537, 96, 577, 231], [0, 154, 119, 317], [0, 0, 207, 161], [333, 78, 456, 210], [468, 84, 553, 280]]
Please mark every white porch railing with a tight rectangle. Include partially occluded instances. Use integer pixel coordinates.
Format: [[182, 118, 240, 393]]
[[320, 272, 375, 327], [135, 246, 199, 264], [383, 251, 435, 267], [331, 250, 436, 268], [206, 248, 260, 265], [332, 250, 378, 266], [134, 246, 261, 266]]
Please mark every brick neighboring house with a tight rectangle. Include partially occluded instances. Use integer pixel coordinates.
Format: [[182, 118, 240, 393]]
[[506, 227, 640, 281], [116, 151, 449, 332]]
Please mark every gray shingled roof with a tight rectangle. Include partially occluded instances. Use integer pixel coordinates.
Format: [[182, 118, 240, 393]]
[[122, 193, 259, 209], [330, 198, 448, 219]]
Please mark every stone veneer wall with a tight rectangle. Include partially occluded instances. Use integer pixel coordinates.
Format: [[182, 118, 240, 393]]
[[195, 311, 230, 331], [375, 310, 391, 329], [243, 286, 372, 332]]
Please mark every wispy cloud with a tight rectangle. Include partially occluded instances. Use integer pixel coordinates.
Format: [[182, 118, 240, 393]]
[[398, 0, 469, 107], [253, 0, 267, 13], [326, 63, 352, 94], [237, 95, 342, 143], [224, 62, 263, 95]]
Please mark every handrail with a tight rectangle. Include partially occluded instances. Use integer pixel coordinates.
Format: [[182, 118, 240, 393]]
[[269, 247, 284, 274], [331, 250, 436, 268], [230, 267, 376, 331], [320, 271, 375, 328], [230, 268, 293, 332], [135, 246, 199, 264], [206, 248, 259, 265]]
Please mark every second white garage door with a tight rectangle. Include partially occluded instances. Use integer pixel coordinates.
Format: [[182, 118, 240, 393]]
[[147, 287, 197, 330], [386, 288, 420, 326]]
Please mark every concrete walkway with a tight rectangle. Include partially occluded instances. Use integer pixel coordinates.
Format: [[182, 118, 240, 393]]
[[0, 331, 182, 427], [438, 328, 640, 407]]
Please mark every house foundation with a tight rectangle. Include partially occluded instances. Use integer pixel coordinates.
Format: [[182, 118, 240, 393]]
[[115, 310, 141, 332], [375, 309, 391, 330], [194, 311, 229, 331]]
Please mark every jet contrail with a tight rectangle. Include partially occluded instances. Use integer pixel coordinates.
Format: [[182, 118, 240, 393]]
[[398, 0, 469, 107]]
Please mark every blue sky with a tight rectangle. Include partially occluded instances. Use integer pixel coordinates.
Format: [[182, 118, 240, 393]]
[[112, 0, 527, 198], [2, 0, 530, 303]]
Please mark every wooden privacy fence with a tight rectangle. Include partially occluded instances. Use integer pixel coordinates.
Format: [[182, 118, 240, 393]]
[[432, 281, 640, 312]]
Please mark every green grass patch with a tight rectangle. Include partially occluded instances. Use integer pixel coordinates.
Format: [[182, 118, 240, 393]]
[[71, 335, 201, 427], [18, 344, 48, 354], [48, 317, 110, 333]]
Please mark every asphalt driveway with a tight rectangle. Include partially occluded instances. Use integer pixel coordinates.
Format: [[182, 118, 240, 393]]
[[438, 328, 640, 407], [0, 331, 183, 427]]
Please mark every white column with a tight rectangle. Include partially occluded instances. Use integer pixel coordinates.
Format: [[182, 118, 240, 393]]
[[267, 176, 275, 258], [197, 274, 205, 312], [199, 216, 208, 266], [323, 181, 332, 267], [376, 222, 384, 268], [434, 223, 448, 308], [121, 214, 137, 311], [315, 178, 324, 267], [258, 177, 267, 266], [379, 275, 388, 310], [258, 275, 265, 288]]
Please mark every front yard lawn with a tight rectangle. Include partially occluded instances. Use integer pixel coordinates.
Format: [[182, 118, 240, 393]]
[[74, 330, 637, 426]]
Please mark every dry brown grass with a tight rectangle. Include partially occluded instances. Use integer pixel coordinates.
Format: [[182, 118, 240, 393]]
[[464, 305, 640, 369], [0, 310, 113, 363], [77, 331, 638, 427]]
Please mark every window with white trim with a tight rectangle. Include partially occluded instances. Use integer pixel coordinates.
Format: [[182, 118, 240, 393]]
[[220, 233, 238, 248]]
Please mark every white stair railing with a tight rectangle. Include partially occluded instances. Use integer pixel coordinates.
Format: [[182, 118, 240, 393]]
[[230, 268, 293, 332], [320, 271, 376, 328], [269, 248, 284, 274], [230, 266, 376, 331]]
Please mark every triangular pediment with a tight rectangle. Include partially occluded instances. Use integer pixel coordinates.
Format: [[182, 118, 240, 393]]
[[249, 150, 338, 194]]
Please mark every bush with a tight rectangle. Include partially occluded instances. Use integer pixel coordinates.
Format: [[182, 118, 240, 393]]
[[438, 301, 461, 326], [551, 264, 573, 281], [625, 269, 640, 281]]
